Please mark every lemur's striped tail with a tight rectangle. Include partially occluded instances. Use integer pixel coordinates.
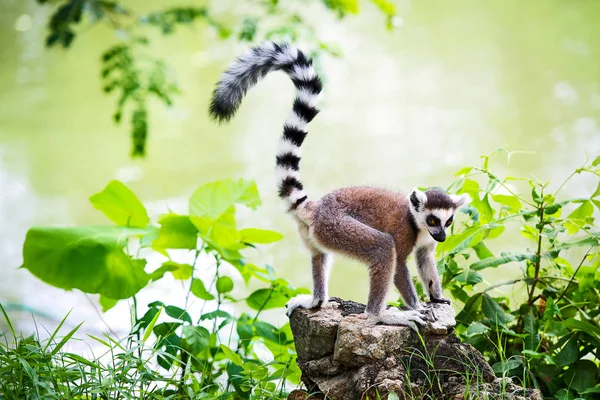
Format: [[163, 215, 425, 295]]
[[209, 42, 323, 211]]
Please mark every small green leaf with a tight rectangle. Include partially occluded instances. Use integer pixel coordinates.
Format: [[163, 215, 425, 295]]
[[592, 155, 600, 166], [523, 310, 539, 351], [565, 201, 594, 234], [492, 358, 522, 374], [220, 344, 243, 366], [465, 322, 489, 337], [491, 194, 522, 210], [239, 228, 283, 244], [216, 276, 234, 294], [89, 180, 149, 228], [165, 306, 192, 324], [454, 166, 473, 176], [454, 270, 483, 285], [164, 261, 193, 280], [142, 306, 162, 342], [182, 325, 210, 354], [470, 252, 531, 271], [191, 279, 215, 300], [246, 288, 288, 311]]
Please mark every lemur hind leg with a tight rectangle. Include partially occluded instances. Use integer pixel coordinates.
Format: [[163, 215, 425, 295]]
[[415, 245, 450, 304], [286, 223, 332, 316], [311, 215, 426, 327]]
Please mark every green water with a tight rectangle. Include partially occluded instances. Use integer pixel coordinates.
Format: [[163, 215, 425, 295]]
[[1, 0, 599, 334]]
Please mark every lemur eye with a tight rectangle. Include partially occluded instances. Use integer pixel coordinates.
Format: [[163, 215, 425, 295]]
[[427, 218, 437, 226], [445, 218, 453, 227]]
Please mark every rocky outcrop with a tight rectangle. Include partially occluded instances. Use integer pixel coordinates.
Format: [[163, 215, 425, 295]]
[[288, 297, 542, 400]]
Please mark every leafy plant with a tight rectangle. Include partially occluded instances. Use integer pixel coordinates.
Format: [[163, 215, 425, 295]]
[[35, 0, 398, 156], [433, 151, 600, 399], [17, 177, 307, 398]]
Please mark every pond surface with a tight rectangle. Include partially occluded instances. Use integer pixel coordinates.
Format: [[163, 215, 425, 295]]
[[1, 0, 599, 339]]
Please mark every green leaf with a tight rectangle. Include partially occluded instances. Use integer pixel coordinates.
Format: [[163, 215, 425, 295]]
[[182, 325, 210, 354], [454, 166, 473, 176], [239, 228, 283, 244], [149, 263, 178, 281], [216, 276, 234, 294], [89, 180, 149, 228], [563, 360, 598, 393], [165, 306, 192, 324], [50, 322, 84, 356], [163, 261, 193, 280], [454, 270, 483, 285], [565, 201, 594, 234], [562, 319, 600, 341], [246, 288, 288, 311], [465, 322, 489, 337], [21, 226, 150, 299], [492, 358, 522, 374], [592, 155, 600, 166], [220, 344, 243, 366], [189, 178, 260, 221], [142, 306, 162, 342], [191, 279, 215, 300], [481, 294, 510, 326], [523, 310, 539, 351], [99, 295, 118, 312], [473, 242, 494, 260], [470, 252, 531, 271], [590, 182, 599, 198], [151, 214, 198, 254], [491, 194, 522, 210], [554, 336, 579, 367]]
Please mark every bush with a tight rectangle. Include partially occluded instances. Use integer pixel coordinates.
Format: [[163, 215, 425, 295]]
[[6, 151, 600, 398]]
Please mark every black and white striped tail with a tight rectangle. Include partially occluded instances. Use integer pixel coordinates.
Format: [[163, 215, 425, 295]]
[[209, 42, 322, 211]]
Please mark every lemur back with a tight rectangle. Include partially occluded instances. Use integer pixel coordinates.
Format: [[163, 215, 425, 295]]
[[210, 42, 470, 328]]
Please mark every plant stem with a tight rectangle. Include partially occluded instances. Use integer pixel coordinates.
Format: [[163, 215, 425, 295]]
[[527, 201, 545, 305], [555, 247, 592, 304]]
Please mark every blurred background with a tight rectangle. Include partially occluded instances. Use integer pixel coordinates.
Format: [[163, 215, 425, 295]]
[[1, 0, 599, 337]]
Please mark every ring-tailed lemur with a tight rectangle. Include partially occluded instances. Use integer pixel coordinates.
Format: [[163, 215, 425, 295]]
[[209, 42, 470, 328]]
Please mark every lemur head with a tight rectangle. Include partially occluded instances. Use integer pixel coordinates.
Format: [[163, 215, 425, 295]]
[[409, 188, 471, 242]]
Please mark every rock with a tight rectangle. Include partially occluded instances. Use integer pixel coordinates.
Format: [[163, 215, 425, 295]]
[[287, 298, 542, 400]]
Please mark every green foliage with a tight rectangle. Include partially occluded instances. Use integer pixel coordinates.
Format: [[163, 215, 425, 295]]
[[35, 0, 397, 157], [11, 153, 600, 398], [437, 150, 600, 399], [14, 178, 304, 398]]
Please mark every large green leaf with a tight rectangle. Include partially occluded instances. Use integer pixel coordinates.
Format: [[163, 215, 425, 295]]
[[554, 336, 579, 367], [523, 310, 539, 351], [22, 226, 150, 299], [89, 180, 149, 228], [481, 294, 511, 326], [563, 360, 598, 393]]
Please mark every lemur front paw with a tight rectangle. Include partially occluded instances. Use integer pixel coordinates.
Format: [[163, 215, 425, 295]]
[[429, 296, 451, 305], [285, 295, 327, 317]]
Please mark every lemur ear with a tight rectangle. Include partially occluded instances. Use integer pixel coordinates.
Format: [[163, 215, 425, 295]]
[[450, 193, 471, 208], [410, 188, 428, 211]]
